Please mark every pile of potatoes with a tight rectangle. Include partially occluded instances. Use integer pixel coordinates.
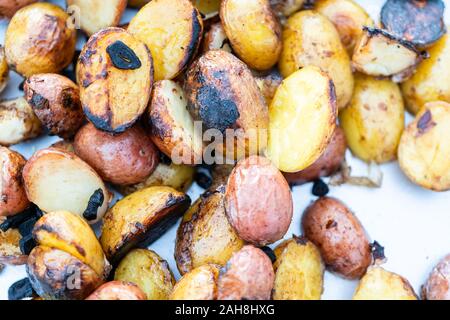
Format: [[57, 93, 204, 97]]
[[0, 0, 449, 301]]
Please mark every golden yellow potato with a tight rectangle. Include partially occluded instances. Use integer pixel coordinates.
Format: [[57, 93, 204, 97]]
[[220, 0, 282, 71], [279, 10, 354, 109], [128, 0, 203, 81], [192, 0, 220, 19], [5, 3, 76, 77], [0, 46, 9, 94], [398, 101, 450, 191], [114, 249, 175, 300], [170, 264, 219, 300], [273, 237, 324, 300], [339, 73, 405, 163], [267, 66, 337, 172], [0, 219, 27, 265]]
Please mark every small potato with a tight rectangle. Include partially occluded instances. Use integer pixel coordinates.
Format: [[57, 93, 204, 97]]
[[114, 249, 175, 300], [0, 0, 38, 18], [315, 0, 373, 55], [220, 0, 282, 71], [284, 126, 346, 185], [74, 123, 159, 186], [100, 186, 191, 264], [225, 156, 292, 246], [209, 164, 234, 191], [175, 188, 244, 275], [171, 264, 219, 300], [77, 28, 153, 133], [0, 97, 42, 146], [66, 0, 127, 36], [0, 46, 9, 94], [5, 3, 76, 77], [254, 68, 283, 106], [353, 266, 418, 300], [339, 73, 405, 163], [422, 254, 450, 300], [269, 0, 305, 22], [128, 0, 203, 81], [0, 147, 30, 217], [267, 66, 337, 172], [398, 101, 450, 191], [149, 80, 203, 165], [50, 140, 75, 153], [302, 197, 371, 279], [217, 245, 275, 300], [86, 281, 146, 300], [22, 148, 111, 224], [192, 0, 221, 19], [280, 10, 354, 109], [202, 22, 232, 53], [272, 236, 324, 300], [24, 74, 84, 139], [401, 33, 450, 115], [0, 220, 27, 265]]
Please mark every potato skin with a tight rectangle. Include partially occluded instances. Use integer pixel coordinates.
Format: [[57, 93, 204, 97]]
[[0, 0, 38, 18], [302, 197, 371, 279], [269, 0, 305, 21], [0, 46, 9, 94], [201, 22, 232, 53], [254, 68, 283, 106], [422, 254, 450, 300], [171, 264, 220, 300], [74, 123, 159, 186], [0, 221, 27, 265], [114, 249, 175, 300], [217, 245, 275, 300], [86, 281, 146, 300], [24, 74, 84, 139], [5, 3, 76, 77], [225, 156, 292, 246], [0, 147, 30, 217]]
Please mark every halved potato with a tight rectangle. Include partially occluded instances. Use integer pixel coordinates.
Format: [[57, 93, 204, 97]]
[[0, 46, 9, 94], [192, 0, 220, 19], [128, 0, 203, 81], [77, 28, 153, 133], [0, 221, 27, 265], [267, 66, 337, 173], [171, 264, 219, 300], [22, 148, 110, 224], [202, 22, 232, 53]]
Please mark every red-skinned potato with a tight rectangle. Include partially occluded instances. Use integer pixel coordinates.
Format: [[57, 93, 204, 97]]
[[422, 254, 450, 300], [86, 281, 146, 300], [0, 0, 38, 19]]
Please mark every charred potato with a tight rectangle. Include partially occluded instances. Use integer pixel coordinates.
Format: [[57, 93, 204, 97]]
[[280, 10, 354, 109], [254, 68, 283, 106], [0, 147, 30, 217], [66, 0, 127, 36], [217, 245, 275, 300], [267, 66, 337, 172], [0, 46, 9, 94], [24, 74, 84, 139], [340, 73, 405, 163], [0, 0, 38, 19], [100, 186, 191, 264], [225, 156, 292, 246], [175, 188, 244, 275], [220, 0, 282, 71], [422, 254, 450, 300], [128, 0, 203, 81], [86, 281, 146, 300], [114, 249, 175, 300], [273, 236, 324, 300], [353, 266, 418, 300], [209, 164, 234, 191], [202, 22, 232, 53], [170, 264, 219, 300], [398, 101, 450, 192], [22, 148, 110, 224], [74, 123, 159, 186], [0, 220, 27, 265], [0, 97, 42, 146], [5, 3, 76, 77], [302, 197, 371, 279]]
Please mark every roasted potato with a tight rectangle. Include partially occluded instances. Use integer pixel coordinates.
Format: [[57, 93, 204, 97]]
[[0, 97, 42, 146], [220, 0, 282, 71], [267, 66, 337, 172], [0, 0, 38, 19], [50, 140, 75, 153], [353, 266, 417, 300], [0, 220, 27, 265], [170, 264, 220, 300], [422, 254, 450, 300], [192, 0, 220, 19], [202, 22, 232, 53], [225, 156, 292, 246], [5, 3, 76, 77], [24, 74, 84, 139], [269, 0, 305, 22], [279, 10, 354, 109], [86, 281, 146, 300], [114, 249, 175, 300], [74, 123, 159, 186], [339, 73, 405, 163], [254, 68, 283, 106], [209, 164, 234, 191], [128, 0, 151, 8], [272, 236, 324, 300], [149, 80, 203, 165], [302, 197, 371, 279], [128, 0, 203, 81], [0, 46, 9, 94], [66, 0, 127, 36], [398, 101, 450, 191], [217, 245, 275, 300], [22, 148, 111, 224], [77, 27, 153, 133], [401, 33, 450, 115], [0, 147, 30, 217], [175, 188, 244, 275], [100, 186, 191, 264]]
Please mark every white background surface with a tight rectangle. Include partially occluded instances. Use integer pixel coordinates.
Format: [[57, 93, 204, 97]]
[[0, 0, 449, 300]]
